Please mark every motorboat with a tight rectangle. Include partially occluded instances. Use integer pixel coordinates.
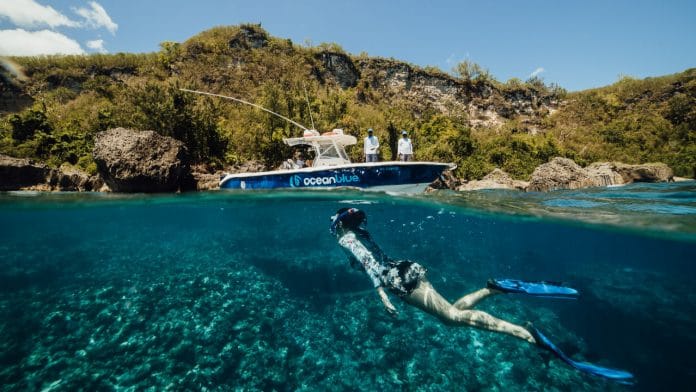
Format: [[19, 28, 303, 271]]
[[180, 89, 456, 193], [219, 129, 455, 193]]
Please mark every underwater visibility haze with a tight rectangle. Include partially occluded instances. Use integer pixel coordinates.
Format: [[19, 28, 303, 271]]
[[1, 182, 695, 391]]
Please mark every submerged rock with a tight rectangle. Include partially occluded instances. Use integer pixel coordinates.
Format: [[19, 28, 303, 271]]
[[93, 128, 192, 192]]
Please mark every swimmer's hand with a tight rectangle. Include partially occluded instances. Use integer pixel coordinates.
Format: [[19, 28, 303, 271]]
[[377, 287, 398, 317], [384, 302, 398, 316]]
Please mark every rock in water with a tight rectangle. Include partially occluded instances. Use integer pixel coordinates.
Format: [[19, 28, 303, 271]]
[[48, 166, 104, 192], [528, 158, 674, 192], [458, 168, 529, 191], [527, 157, 596, 192], [93, 128, 190, 192], [600, 162, 673, 183], [0, 154, 52, 190]]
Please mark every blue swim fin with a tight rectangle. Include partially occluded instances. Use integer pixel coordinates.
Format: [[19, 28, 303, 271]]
[[527, 324, 634, 384], [488, 278, 579, 299]]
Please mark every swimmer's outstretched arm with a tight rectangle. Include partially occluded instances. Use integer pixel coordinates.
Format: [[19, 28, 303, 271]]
[[377, 286, 398, 316]]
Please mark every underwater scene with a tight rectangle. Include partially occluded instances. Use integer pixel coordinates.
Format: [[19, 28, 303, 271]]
[[1, 182, 695, 391]]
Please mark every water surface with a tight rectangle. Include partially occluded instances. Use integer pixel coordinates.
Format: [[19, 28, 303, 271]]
[[1, 182, 694, 391]]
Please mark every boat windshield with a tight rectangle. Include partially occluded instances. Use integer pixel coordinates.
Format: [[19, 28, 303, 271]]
[[283, 130, 356, 167]]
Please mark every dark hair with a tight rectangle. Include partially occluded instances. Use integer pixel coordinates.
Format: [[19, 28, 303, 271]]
[[336, 208, 366, 229]]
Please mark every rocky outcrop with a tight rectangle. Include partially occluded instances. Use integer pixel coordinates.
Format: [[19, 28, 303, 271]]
[[583, 162, 626, 187], [0, 154, 103, 191], [354, 58, 558, 126], [528, 157, 674, 192], [458, 169, 529, 191], [47, 166, 105, 191], [190, 164, 221, 191], [192, 172, 220, 191], [228, 25, 268, 49], [191, 160, 267, 191], [93, 128, 191, 192], [0, 154, 52, 191], [601, 162, 673, 183], [318, 52, 360, 89], [527, 158, 595, 192], [426, 170, 463, 191], [357, 58, 465, 113]]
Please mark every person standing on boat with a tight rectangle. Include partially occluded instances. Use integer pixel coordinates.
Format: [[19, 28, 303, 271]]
[[397, 130, 413, 161], [364, 128, 379, 162], [329, 207, 634, 384]]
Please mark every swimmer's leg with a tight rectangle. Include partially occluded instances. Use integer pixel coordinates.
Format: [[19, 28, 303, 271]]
[[453, 287, 501, 310], [405, 279, 535, 344]]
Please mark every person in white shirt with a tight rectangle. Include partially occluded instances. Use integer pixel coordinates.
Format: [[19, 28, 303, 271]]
[[397, 130, 413, 161], [363, 128, 379, 162]]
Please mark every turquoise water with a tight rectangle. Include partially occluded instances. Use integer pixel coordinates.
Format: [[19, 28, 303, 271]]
[[1, 182, 695, 391]]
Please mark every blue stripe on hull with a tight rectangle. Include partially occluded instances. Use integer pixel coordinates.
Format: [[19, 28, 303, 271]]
[[220, 164, 449, 190]]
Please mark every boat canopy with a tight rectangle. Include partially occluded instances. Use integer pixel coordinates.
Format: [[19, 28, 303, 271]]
[[283, 129, 357, 167]]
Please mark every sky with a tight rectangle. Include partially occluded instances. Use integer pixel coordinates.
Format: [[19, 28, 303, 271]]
[[0, 0, 694, 91]]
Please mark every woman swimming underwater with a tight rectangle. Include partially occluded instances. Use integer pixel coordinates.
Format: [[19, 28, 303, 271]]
[[330, 207, 634, 383]]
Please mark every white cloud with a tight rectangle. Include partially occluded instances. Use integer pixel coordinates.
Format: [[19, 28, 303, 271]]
[[86, 38, 106, 53], [529, 67, 545, 78], [0, 28, 84, 55], [0, 0, 79, 29], [74, 1, 117, 34]]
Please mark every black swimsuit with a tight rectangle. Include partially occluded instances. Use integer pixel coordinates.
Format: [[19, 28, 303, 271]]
[[382, 260, 427, 297]]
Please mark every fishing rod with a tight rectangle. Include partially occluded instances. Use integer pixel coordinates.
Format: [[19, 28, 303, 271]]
[[179, 88, 309, 131], [302, 84, 316, 130]]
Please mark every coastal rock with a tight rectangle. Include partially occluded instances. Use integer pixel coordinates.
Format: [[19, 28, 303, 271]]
[[528, 158, 675, 192], [527, 157, 596, 192], [0, 154, 52, 190], [0, 154, 107, 191], [427, 170, 462, 190], [190, 164, 222, 191], [192, 172, 220, 191], [603, 162, 674, 183], [458, 169, 529, 191], [47, 166, 105, 192], [93, 128, 191, 192], [584, 162, 626, 187]]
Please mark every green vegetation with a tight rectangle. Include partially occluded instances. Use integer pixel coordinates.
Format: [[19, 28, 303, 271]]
[[1, 24, 694, 178]]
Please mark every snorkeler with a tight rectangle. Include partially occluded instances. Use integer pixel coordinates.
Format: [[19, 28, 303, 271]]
[[330, 207, 634, 383]]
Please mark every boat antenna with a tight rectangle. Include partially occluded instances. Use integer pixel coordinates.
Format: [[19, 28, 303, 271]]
[[180, 88, 308, 131], [302, 84, 316, 130]]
